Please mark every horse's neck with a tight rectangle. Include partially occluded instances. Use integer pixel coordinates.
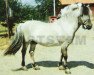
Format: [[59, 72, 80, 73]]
[[56, 16, 79, 36]]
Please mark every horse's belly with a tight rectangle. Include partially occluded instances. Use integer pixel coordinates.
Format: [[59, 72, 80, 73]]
[[38, 41, 63, 46], [31, 36, 64, 46]]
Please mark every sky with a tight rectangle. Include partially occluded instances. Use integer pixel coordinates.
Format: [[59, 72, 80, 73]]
[[19, 0, 37, 6]]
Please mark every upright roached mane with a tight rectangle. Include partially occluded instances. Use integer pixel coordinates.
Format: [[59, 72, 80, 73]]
[[4, 3, 92, 74]]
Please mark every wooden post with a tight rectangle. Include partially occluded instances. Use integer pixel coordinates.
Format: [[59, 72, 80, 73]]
[[4, 0, 10, 38], [53, 0, 56, 16]]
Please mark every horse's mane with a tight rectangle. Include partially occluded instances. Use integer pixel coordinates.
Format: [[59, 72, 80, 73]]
[[60, 3, 79, 17], [60, 6, 70, 16], [59, 4, 77, 20]]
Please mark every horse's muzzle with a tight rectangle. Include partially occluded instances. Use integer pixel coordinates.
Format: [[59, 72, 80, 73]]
[[82, 25, 92, 30], [86, 25, 92, 30]]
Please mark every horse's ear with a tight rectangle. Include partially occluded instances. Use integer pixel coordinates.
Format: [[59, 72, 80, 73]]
[[57, 12, 61, 19], [82, 4, 90, 7], [86, 4, 90, 7], [76, 3, 83, 7], [82, 4, 86, 7]]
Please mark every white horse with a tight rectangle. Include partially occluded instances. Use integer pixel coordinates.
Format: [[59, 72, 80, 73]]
[[4, 3, 92, 74]]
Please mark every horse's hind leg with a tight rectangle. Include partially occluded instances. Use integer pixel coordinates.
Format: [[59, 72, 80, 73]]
[[59, 42, 71, 74], [29, 41, 40, 70], [21, 40, 28, 70]]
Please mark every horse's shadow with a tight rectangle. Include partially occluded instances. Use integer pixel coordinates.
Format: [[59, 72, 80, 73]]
[[13, 61, 94, 71], [26, 61, 58, 69], [68, 61, 94, 69]]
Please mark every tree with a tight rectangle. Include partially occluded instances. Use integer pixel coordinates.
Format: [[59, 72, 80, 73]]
[[35, 0, 60, 21], [0, 0, 22, 38], [0, 0, 6, 21], [0, 0, 61, 23]]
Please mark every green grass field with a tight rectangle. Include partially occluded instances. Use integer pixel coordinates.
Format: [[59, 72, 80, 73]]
[[0, 25, 9, 50], [0, 23, 18, 50]]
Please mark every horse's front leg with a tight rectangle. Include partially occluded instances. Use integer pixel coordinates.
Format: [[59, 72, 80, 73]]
[[59, 42, 71, 74]]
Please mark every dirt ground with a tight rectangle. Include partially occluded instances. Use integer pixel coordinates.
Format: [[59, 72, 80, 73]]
[[0, 24, 94, 75]]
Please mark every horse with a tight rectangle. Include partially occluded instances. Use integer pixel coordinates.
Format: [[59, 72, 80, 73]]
[[4, 3, 92, 74]]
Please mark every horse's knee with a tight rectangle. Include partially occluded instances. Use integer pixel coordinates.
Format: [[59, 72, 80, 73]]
[[61, 41, 71, 50], [61, 48, 68, 59], [29, 43, 36, 56], [29, 51, 34, 56], [64, 55, 68, 60], [61, 47, 67, 53]]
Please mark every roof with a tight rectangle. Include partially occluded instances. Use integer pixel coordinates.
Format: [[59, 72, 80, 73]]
[[59, 0, 94, 5]]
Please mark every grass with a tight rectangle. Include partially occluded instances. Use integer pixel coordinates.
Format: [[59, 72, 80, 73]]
[[0, 24, 17, 50], [0, 37, 9, 50], [0, 25, 8, 35], [0, 24, 9, 50], [0, 22, 20, 50]]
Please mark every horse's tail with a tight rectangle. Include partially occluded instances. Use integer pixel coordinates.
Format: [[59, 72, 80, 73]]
[[4, 26, 24, 56]]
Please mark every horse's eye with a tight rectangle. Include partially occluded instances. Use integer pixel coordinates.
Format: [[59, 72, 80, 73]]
[[73, 7, 78, 11]]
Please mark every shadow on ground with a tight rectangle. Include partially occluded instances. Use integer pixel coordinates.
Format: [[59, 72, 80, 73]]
[[68, 61, 94, 69], [12, 61, 94, 71]]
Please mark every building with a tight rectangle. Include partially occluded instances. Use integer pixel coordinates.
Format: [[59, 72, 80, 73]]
[[59, 0, 94, 16], [59, 0, 94, 5]]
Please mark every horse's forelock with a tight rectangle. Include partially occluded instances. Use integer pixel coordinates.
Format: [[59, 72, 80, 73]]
[[82, 4, 89, 15], [76, 3, 82, 7]]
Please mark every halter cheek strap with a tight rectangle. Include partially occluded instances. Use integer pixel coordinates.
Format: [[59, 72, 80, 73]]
[[78, 16, 83, 24], [78, 16, 87, 29]]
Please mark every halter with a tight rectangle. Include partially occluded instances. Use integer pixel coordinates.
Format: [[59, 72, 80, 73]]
[[78, 15, 90, 29], [79, 16, 90, 24]]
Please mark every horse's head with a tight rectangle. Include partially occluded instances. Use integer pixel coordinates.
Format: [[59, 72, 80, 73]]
[[79, 4, 93, 30], [69, 3, 93, 30], [58, 3, 93, 30]]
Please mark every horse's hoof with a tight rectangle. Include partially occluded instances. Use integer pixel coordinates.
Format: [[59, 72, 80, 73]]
[[65, 68, 71, 74], [59, 65, 65, 70], [33, 65, 40, 70], [21, 66, 28, 71]]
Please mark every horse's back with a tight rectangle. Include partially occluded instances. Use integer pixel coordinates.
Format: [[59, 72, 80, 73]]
[[18, 20, 55, 42]]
